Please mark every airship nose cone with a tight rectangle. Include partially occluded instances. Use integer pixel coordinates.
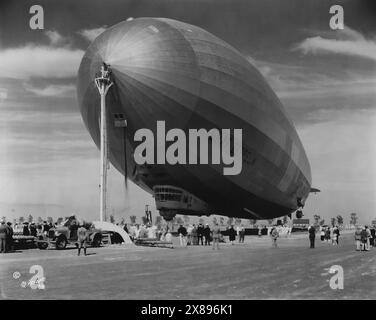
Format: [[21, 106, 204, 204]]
[[78, 18, 202, 131]]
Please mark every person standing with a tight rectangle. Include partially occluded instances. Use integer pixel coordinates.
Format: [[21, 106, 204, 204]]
[[197, 224, 204, 245], [370, 227, 376, 247], [334, 226, 340, 245], [43, 221, 50, 235], [135, 224, 141, 239], [6, 222, 13, 252], [360, 227, 368, 251], [30, 223, 37, 237], [203, 224, 211, 245], [159, 225, 167, 241], [320, 226, 325, 241], [239, 225, 245, 243], [77, 224, 88, 256], [228, 225, 236, 245], [186, 224, 193, 245], [325, 227, 331, 243], [211, 223, 221, 250], [288, 225, 292, 237], [165, 229, 172, 242], [191, 224, 198, 245], [156, 227, 162, 241], [23, 222, 30, 236], [236, 225, 241, 242], [308, 225, 316, 248], [365, 226, 371, 251], [0, 220, 8, 253], [270, 227, 279, 248], [258, 225, 262, 237], [177, 224, 187, 247], [355, 226, 362, 251]]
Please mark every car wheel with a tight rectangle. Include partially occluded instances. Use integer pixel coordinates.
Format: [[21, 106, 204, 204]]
[[56, 236, 67, 250], [38, 236, 48, 250], [92, 234, 102, 247]]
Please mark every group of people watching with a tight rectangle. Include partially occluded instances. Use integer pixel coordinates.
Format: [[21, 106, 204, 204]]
[[20, 221, 54, 237], [269, 225, 295, 247], [0, 220, 14, 253], [125, 223, 171, 242], [0, 219, 52, 253], [354, 225, 375, 251], [319, 226, 341, 245], [271, 224, 340, 249], [178, 223, 222, 249], [0, 220, 40, 253], [309, 225, 341, 248], [177, 223, 212, 246], [177, 223, 248, 249]]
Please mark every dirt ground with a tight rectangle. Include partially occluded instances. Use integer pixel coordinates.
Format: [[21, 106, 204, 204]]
[[0, 232, 374, 299]]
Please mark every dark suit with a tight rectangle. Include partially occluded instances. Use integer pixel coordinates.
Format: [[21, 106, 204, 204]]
[[0, 224, 8, 253], [203, 227, 211, 245], [6, 225, 13, 252], [308, 227, 316, 248]]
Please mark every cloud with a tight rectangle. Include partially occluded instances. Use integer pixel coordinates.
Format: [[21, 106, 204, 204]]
[[294, 26, 376, 62], [77, 26, 107, 42], [45, 30, 65, 46], [0, 45, 84, 80], [250, 58, 376, 127], [0, 88, 7, 103], [24, 84, 75, 97], [253, 58, 376, 100], [299, 109, 376, 224]]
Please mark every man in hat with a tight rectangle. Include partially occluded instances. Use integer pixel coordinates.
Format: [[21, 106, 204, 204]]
[[354, 226, 362, 251], [77, 224, 88, 256], [0, 220, 8, 253], [203, 224, 211, 245], [177, 224, 187, 247], [270, 227, 279, 248], [6, 222, 13, 252], [360, 227, 369, 251], [197, 223, 204, 245], [308, 225, 316, 248], [239, 224, 245, 243]]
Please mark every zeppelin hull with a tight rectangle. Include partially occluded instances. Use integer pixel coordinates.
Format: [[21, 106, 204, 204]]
[[77, 18, 312, 219]]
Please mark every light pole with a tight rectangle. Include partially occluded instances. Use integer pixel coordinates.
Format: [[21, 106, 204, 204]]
[[95, 63, 113, 222]]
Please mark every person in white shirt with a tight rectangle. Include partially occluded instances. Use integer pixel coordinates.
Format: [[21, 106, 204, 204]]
[[187, 224, 193, 245], [320, 226, 325, 241], [236, 225, 241, 242]]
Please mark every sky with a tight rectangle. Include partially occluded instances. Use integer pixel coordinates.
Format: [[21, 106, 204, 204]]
[[0, 0, 375, 225]]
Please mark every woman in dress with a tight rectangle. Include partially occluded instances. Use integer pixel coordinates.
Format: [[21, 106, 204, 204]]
[[228, 225, 236, 245]]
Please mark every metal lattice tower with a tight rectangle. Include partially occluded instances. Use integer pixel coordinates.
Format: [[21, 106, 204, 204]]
[[95, 63, 113, 222]]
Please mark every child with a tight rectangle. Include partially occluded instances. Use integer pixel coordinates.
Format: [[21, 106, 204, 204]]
[[332, 232, 337, 245]]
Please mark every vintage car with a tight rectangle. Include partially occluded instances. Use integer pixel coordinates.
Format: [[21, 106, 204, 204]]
[[36, 216, 102, 250]]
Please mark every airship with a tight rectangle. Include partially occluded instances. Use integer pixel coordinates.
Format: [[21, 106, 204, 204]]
[[77, 17, 312, 221]]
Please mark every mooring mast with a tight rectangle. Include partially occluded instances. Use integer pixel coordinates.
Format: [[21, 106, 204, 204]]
[[95, 63, 113, 222]]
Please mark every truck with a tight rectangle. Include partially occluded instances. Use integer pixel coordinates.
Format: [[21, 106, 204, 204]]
[[36, 216, 102, 250]]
